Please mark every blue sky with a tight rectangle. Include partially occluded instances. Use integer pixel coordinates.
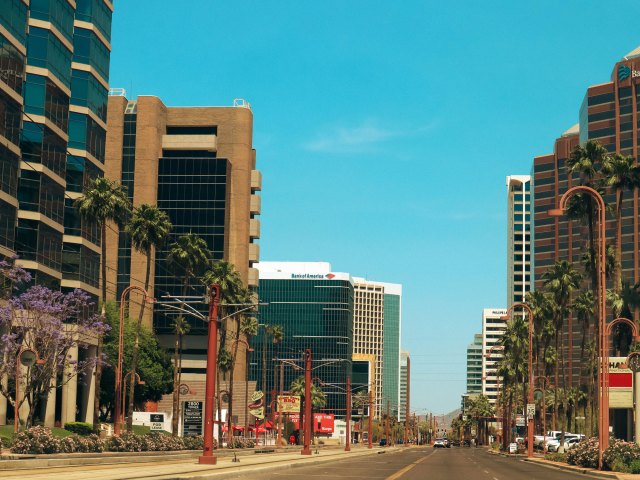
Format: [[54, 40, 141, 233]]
[[111, 1, 640, 415]]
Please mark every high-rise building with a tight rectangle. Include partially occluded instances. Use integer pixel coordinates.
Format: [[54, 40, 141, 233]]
[[0, 0, 113, 427], [531, 46, 640, 390], [506, 175, 531, 306], [399, 350, 409, 423], [481, 308, 507, 405], [2, 0, 113, 298], [466, 333, 483, 395], [352, 277, 402, 419], [104, 95, 260, 415], [252, 262, 354, 418]]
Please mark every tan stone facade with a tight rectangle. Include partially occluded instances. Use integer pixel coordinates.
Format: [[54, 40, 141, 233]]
[[104, 94, 260, 400]]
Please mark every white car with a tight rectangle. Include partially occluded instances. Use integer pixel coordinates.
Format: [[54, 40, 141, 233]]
[[434, 439, 446, 448], [547, 436, 582, 453]]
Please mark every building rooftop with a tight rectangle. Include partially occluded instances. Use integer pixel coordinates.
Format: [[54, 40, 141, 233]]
[[561, 123, 580, 137], [623, 46, 640, 60]]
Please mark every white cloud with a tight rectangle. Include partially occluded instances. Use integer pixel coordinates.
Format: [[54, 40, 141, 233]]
[[303, 120, 436, 153]]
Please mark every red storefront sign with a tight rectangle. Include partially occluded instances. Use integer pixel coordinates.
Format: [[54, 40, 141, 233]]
[[288, 413, 335, 434], [610, 372, 632, 388]]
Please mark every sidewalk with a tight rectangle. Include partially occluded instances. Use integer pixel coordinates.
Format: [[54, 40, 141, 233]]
[[0, 444, 398, 480]]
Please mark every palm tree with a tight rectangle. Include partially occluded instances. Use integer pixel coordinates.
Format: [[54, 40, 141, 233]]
[[167, 233, 211, 435], [602, 153, 640, 291], [125, 204, 172, 430], [542, 260, 581, 444], [170, 316, 190, 436], [261, 324, 284, 409], [76, 177, 132, 430], [566, 140, 608, 293]]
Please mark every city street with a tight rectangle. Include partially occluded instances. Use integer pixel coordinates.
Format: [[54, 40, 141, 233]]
[[248, 448, 601, 480]]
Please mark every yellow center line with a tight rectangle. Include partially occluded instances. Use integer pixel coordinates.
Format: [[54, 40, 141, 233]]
[[385, 454, 431, 480]]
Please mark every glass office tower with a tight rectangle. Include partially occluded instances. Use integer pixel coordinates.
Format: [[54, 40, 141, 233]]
[[253, 262, 354, 418], [1, 0, 112, 300]]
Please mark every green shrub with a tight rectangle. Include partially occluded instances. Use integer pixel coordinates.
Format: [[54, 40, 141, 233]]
[[545, 452, 567, 463], [182, 435, 204, 450], [603, 438, 640, 471], [11, 426, 60, 454], [64, 422, 94, 436], [630, 459, 640, 474], [567, 437, 599, 468]]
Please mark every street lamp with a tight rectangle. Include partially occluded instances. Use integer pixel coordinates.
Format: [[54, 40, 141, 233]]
[[549, 185, 606, 469], [199, 284, 221, 465], [502, 302, 534, 458], [115, 285, 150, 437], [14, 346, 45, 433]]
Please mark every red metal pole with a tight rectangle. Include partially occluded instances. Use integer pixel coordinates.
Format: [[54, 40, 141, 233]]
[[277, 362, 284, 448], [405, 357, 410, 446], [199, 285, 221, 465], [345, 376, 351, 452], [599, 197, 607, 468], [368, 390, 373, 449], [527, 305, 534, 459], [301, 349, 312, 455]]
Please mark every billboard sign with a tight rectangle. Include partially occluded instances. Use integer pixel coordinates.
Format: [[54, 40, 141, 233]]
[[277, 395, 301, 414]]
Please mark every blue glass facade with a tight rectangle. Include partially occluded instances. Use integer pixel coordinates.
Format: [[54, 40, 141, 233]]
[[1, 0, 112, 293], [252, 277, 354, 418]]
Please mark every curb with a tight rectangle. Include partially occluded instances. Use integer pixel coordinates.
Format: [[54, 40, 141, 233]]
[[523, 457, 620, 479]]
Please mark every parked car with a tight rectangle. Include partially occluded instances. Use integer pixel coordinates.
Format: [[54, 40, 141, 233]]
[[434, 438, 446, 448], [547, 436, 582, 453], [451, 439, 461, 447], [379, 438, 387, 447]]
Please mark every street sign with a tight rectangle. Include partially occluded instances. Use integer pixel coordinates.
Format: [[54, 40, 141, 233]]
[[526, 403, 535, 420], [150, 413, 164, 431], [182, 401, 203, 436], [516, 414, 525, 427]]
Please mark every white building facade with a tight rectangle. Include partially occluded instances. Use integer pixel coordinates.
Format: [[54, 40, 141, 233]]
[[481, 308, 507, 405]]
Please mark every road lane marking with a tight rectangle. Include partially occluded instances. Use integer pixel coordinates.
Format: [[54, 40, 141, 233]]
[[385, 455, 430, 480], [493, 477, 499, 480], [484, 470, 489, 474]]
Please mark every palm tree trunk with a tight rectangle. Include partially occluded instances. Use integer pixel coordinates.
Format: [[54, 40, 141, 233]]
[[93, 223, 107, 432], [126, 254, 152, 430]]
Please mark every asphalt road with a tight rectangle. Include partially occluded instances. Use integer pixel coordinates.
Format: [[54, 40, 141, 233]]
[[248, 447, 601, 480]]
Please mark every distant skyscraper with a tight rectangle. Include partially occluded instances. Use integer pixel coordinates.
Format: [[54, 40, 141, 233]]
[[353, 277, 402, 419], [252, 262, 354, 418], [506, 175, 531, 306], [399, 350, 409, 423], [466, 333, 483, 395], [482, 308, 507, 405]]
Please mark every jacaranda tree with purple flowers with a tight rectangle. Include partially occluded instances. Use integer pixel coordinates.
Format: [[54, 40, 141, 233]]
[[0, 261, 109, 428]]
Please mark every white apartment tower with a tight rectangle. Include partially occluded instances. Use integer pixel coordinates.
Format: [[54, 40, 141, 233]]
[[482, 308, 507, 405], [352, 278, 402, 419], [506, 175, 532, 306]]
